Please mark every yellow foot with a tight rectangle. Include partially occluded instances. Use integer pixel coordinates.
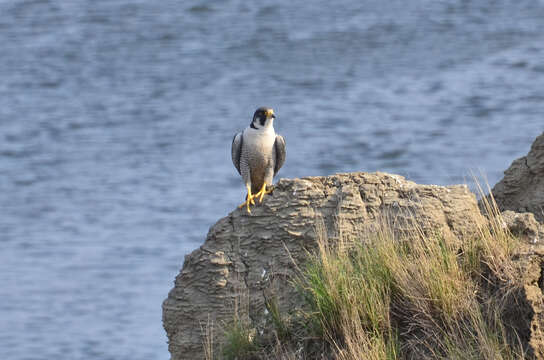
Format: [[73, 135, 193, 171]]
[[238, 185, 255, 213], [254, 183, 273, 203], [238, 195, 255, 213]]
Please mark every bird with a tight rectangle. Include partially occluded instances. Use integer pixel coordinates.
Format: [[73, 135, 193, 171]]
[[231, 107, 286, 213]]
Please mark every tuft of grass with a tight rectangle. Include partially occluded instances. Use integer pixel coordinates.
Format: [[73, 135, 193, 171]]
[[264, 296, 291, 341], [472, 180, 519, 281], [221, 314, 259, 360], [301, 226, 395, 344], [219, 289, 260, 360]]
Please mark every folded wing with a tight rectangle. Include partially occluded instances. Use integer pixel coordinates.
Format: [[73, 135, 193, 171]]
[[274, 135, 286, 176], [231, 132, 243, 175]]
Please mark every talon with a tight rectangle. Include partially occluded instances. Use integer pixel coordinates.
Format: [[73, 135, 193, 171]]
[[255, 183, 272, 203], [239, 195, 255, 211], [238, 198, 253, 213], [238, 184, 255, 213]]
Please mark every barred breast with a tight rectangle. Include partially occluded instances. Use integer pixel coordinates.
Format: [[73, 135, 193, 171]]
[[242, 127, 276, 193]]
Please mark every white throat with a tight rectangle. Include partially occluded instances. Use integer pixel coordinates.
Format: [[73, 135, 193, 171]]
[[251, 118, 275, 133]]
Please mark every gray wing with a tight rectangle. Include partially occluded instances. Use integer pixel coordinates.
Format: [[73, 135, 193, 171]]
[[231, 132, 243, 175], [273, 134, 286, 176]]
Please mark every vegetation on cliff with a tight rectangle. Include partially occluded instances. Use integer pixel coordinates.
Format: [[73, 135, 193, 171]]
[[216, 194, 531, 359]]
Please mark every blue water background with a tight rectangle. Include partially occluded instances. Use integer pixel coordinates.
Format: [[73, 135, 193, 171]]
[[1, 1, 543, 359]]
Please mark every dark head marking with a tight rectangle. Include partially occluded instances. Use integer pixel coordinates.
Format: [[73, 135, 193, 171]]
[[251, 107, 275, 128]]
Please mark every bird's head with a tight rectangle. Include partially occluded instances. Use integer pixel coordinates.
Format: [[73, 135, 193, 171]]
[[251, 107, 276, 130]]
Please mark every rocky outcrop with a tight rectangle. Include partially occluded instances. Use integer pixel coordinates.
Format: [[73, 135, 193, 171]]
[[492, 132, 544, 223], [502, 210, 544, 244], [162, 172, 485, 360]]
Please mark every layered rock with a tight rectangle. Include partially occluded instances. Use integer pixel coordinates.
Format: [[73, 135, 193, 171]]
[[162, 172, 485, 359], [502, 210, 544, 244], [492, 132, 544, 223]]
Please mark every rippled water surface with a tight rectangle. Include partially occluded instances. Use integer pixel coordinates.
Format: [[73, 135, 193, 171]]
[[1, 1, 543, 359]]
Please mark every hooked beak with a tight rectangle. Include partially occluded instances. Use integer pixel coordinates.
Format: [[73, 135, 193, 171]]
[[265, 109, 276, 119]]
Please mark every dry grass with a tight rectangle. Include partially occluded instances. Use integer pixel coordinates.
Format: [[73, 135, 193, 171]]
[[297, 210, 524, 359], [201, 315, 215, 360], [216, 188, 527, 359]]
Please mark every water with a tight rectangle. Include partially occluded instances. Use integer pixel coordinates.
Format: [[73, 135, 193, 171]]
[[1, 1, 543, 359]]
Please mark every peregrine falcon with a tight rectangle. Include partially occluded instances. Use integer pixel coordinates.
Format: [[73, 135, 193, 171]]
[[231, 107, 286, 213]]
